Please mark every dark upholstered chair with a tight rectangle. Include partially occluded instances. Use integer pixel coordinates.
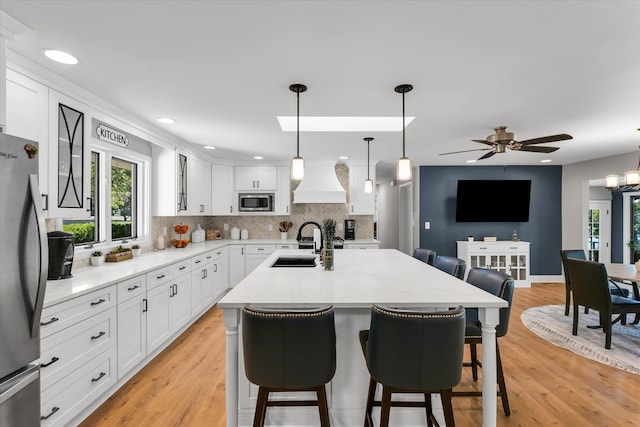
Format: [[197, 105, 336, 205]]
[[359, 305, 465, 427], [565, 258, 640, 349], [560, 249, 629, 316], [413, 248, 437, 266], [452, 268, 514, 416], [242, 306, 336, 427], [433, 255, 466, 280]]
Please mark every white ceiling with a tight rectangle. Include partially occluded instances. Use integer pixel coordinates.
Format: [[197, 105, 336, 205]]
[[2, 1, 639, 172]]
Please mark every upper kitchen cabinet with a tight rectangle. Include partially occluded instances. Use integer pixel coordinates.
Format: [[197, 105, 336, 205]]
[[275, 166, 291, 215], [47, 90, 92, 218], [348, 163, 376, 215], [152, 146, 211, 216], [5, 69, 49, 204], [211, 163, 235, 215], [235, 166, 277, 191]]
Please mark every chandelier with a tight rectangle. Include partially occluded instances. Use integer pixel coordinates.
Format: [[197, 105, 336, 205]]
[[605, 129, 640, 190]]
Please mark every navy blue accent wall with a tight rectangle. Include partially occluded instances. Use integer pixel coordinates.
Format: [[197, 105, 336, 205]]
[[610, 191, 624, 263], [419, 165, 562, 275]]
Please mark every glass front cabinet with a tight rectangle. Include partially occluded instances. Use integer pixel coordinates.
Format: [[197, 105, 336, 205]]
[[457, 241, 530, 287]]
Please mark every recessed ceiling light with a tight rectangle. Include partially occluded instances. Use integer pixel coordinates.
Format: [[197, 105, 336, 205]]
[[43, 49, 78, 65], [339, 156, 349, 160], [540, 159, 552, 163], [277, 116, 415, 132], [253, 156, 263, 160], [203, 145, 216, 150], [466, 159, 477, 163], [157, 117, 175, 124]]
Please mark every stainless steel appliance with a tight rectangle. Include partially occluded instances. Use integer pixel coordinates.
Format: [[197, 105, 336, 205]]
[[47, 231, 74, 280], [0, 133, 48, 427], [344, 219, 355, 240], [238, 193, 274, 212]]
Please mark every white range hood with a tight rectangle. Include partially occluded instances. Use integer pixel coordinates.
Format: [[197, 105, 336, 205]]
[[293, 161, 346, 204]]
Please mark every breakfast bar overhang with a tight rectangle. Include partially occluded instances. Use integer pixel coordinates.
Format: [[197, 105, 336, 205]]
[[218, 249, 508, 426]]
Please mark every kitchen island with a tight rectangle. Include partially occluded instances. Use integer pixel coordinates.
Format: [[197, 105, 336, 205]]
[[218, 249, 507, 426]]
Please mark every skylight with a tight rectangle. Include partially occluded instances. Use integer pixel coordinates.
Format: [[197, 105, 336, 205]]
[[277, 116, 415, 132]]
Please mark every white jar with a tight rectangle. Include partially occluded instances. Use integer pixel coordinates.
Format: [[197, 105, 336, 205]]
[[230, 227, 240, 240], [241, 229, 249, 240]]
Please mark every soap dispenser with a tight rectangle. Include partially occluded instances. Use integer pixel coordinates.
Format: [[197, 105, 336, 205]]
[[193, 224, 205, 243]]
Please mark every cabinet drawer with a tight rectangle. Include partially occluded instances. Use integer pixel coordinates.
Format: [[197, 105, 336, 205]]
[[172, 260, 191, 277], [41, 286, 116, 338], [116, 274, 147, 303], [499, 243, 528, 252], [277, 244, 298, 249], [41, 307, 116, 391], [40, 346, 117, 427], [192, 250, 215, 268], [146, 265, 173, 289], [210, 246, 227, 261], [245, 245, 276, 255]]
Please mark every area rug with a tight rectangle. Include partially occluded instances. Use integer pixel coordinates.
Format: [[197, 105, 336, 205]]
[[520, 305, 640, 375]]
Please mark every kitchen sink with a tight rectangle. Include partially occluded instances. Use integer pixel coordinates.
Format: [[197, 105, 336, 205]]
[[271, 255, 317, 268]]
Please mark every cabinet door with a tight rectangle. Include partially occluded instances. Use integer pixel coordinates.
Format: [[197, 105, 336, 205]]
[[234, 167, 256, 190], [245, 254, 268, 275], [229, 245, 246, 287], [212, 254, 228, 301], [275, 166, 291, 215], [349, 165, 375, 215], [146, 283, 171, 354], [176, 148, 189, 214], [254, 167, 278, 190], [212, 164, 234, 215], [117, 294, 146, 379], [47, 89, 92, 218], [191, 266, 211, 316], [189, 155, 211, 215], [169, 274, 191, 333]]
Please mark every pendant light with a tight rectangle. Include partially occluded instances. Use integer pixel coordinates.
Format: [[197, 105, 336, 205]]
[[290, 83, 307, 180], [395, 84, 413, 181], [364, 137, 374, 193]]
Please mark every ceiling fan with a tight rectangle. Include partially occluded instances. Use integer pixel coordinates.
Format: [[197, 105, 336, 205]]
[[440, 126, 573, 160]]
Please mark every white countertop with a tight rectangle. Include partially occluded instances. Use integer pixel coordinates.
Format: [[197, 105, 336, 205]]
[[43, 238, 380, 307], [218, 249, 507, 309]]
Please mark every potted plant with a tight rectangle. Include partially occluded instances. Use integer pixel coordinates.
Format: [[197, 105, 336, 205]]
[[322, 219, 336, 271], [106, 245, 133, 262], [131, 244, 142, 257], [90, 250, 104, 266]]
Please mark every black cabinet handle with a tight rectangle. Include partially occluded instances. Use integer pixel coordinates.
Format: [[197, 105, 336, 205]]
[[90, 298, 106, 306], [91, 372, 106, 383], [214, 264, 218, 273], [156, 274, 166, 279], [41, 317, 59, 326], [257, 248, 264, 251], [169, 284, 176, 297], [127, 285, 139, 291], [179, 266, 187, 271], [195, 260, 201, 264], [143, 298, 148, 313], [41, 407, 59, 420], [206, 255, 212, 259], [91, 331, 106, 340], [42, 194, 49, 211], [41, 357, 59, 368]]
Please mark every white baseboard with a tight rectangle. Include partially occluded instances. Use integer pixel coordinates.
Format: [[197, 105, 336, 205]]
[[531, 275, 563, 283]]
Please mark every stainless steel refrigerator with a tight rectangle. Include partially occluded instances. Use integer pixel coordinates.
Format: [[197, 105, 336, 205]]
[[0, 133, 48, 426]]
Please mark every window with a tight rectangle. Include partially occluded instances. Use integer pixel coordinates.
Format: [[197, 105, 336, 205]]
[[631, 195, 640, 262], [63, 146, 148, 251]]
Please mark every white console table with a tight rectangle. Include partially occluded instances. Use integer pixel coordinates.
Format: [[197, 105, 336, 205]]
[[457, 241, 531, 287]]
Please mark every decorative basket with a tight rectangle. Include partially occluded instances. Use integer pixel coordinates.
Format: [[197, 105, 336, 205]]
[[106, 252, 133, 263]]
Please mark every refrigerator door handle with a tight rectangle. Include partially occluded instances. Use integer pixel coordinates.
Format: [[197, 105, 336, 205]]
[[28, 174, 48, 338], [0, 365, 39, 406]]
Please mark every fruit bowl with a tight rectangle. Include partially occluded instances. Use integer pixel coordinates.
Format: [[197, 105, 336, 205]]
[[171, 238, 190, 248]]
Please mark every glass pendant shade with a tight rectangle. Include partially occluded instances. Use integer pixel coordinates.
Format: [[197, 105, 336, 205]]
[[291, 156, 304, 180], [624, 170, 640, 186], [604, 174, 619, 190], [397, 157, 412, 181], [364, 179, 373, 193]]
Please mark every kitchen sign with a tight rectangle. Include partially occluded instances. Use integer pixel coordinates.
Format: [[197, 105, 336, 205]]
[[96, 123, 129, 148]]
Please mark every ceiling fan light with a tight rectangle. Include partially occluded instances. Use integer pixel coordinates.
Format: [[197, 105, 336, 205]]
[[605, 174, 620, 190], [624, 170, 640, 186], [364, 179, 373, 193], [397, 157, 412, 181], [291, 157, 304, 180]]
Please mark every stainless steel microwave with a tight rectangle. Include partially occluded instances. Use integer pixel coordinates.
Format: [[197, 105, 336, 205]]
[[238, 193, 274, 212]]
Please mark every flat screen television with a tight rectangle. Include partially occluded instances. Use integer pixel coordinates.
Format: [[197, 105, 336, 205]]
[[456, 180, 531, 222]]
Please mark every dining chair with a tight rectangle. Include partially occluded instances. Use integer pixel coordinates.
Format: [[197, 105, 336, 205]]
[[565, 258, 640, 349], [359, 305, 466, 427], [242, 305, 336, 427], [412, 248, 437, 265], [433, 255, 466, 280], [560, 249, 629, 316], [451, 267, 514, 416]]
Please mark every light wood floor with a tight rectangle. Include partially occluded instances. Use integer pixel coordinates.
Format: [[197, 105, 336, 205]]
[[81, 283, 639, 426]]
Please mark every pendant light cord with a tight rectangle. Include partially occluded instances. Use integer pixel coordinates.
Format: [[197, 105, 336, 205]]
[[296, 91, 300, 158], [367, 139, 370, 180], [402, 92, 406, 157]]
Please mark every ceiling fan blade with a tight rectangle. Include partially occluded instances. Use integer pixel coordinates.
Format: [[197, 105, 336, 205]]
[[471, 139, 494, 146], [439, 148, 492, 156], [518, 133, 572, 146], [518, 145, 560, 153], [478, 151, 496, 160]]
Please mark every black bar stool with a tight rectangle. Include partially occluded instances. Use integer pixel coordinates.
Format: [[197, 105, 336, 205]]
[[413, 248, 437, 265], [433, 255, 466, 280], [242, 306, 336, 427], [359, 305, 466, 427]]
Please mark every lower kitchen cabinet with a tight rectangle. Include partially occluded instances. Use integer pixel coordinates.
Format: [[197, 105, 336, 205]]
[[117, 292, 146, 379], [229, 245, 246, 287], [191, 248, 228, 316], [245, 244, 276, 275]]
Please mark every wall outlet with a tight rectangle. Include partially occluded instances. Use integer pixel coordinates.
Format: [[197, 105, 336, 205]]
[[424, 221, 430, 230], [268, 224, 273, 232], [223, 223, 229, 230], [338, 222, 344, 230]]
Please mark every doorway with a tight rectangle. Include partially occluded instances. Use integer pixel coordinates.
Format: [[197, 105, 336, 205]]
[[399, 182, 413, 255], [588, 201, 611, 263]]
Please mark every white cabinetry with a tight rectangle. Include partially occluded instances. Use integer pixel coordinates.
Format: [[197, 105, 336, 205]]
[[40, 286, 117, 426], [275, 166, 291, 215], [229, 245, 246, 287], [189, 154, 212, 215], [235, 166, 277, 191], [245, 244, 276, 275], [190, 248, 226, 316], [212, 163, 235, 215], [344, 242, 380, 249], [348, 164, 376, 215], [456, 241, 530, 287]]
